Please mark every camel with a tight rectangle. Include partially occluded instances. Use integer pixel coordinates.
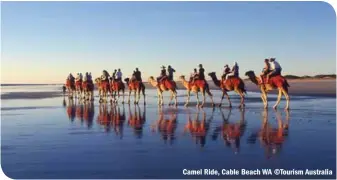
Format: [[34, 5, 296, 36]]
[[110, 79, 125, 104], [179, 75, 215, 108], [151, 107, 177, 144], [124, 78, 146, 105], [82, 80, 94, 101], [95, 77, 112, 103], [65, 79, 76, 98], [245, 71, 290, 110], [208, 72, 247, 108], [148, 76, 178, 106]]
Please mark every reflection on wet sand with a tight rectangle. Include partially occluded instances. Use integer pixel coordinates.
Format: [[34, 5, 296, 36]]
[[248, 109, 290, 158], [151, 107, 178, 144], [212, 109, 246, 154], [66, 99, 76, 122], [127, 105, 146, 138], [97, 104, 112, 132], [111, 105, 126, 138], [184, 108, 215, 147]]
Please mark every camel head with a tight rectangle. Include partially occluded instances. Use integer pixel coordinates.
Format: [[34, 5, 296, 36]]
[[148, 76, 155, 81], [179, 75, 185, 80], [208, 72, 216, 78], [94, 77, 101, 83], [124, 78, 130, 83], [245, 70, 256, 79]]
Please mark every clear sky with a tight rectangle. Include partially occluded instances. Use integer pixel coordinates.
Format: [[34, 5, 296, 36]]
[[1, 1, 336, 84]]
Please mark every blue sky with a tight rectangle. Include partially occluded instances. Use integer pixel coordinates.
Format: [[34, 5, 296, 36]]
[[1, 1, 336, 83]]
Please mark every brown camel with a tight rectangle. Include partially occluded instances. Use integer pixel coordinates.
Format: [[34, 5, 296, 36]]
[[65, 79, 76, 99], [148, 76, 178, 106], [179, 75, 215, 108], [95, 77, 112, 103], [245, 70, 290, 110], [110, 79, 125, 104], [208, 72, 247, 108], [124, 78, 146, 105]]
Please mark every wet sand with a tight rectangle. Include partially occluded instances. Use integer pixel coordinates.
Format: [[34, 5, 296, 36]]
[[1, 85, 336, 179]]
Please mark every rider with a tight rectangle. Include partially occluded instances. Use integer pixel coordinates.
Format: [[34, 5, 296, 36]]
[[112, 69, 117, 81], [83, 72, 89, 82], [224, 62, 239, 84], [134, 68, 142, 82], [101, 70, 110, 82], [190, 68, 199, 83], [157, 66, 167, 85], [167, 65, 176, 81], [131, 71, 137, 82], [266, 58, 282, 82], [260, 59, 271, 84], [116, 69, 122, 82], [88, 72, 93, 83], [67, 73, 75, 83], [221, 64, 231, 81], [198, 64, 205, 81]]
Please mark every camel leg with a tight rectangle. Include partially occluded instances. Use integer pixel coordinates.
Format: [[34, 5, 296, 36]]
[[142, 87, 146, 105], [184, 90, 191, 107], [168, 90, 174, 106], [122, 90, 125, 104], [174, 90, 178, 107], [157, 89, 162, 105], [127, 90, 131, 104], [137, 90, 141, 104], [273, 89, 283, 109], [282, 89, 290, 110], [262, 91, 268, 109], [196, 91, 200, 107], [238, 90, 245, 108], [200, 90, 206, 108], [206, 88, 215, 107], [134, 90, 137, 104]]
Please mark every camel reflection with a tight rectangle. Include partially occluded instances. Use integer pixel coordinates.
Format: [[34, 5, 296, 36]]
[[151, 107, 178, 144], [66, 99, 76, 122], [97, 104, 112, 132], [127, 105, 146, 138], [83, 102, 95, 129], [212, 109, 246, 154], [248, 109, 290, 158], [110, 105, 126, 138], [184, 108, 215, 147]]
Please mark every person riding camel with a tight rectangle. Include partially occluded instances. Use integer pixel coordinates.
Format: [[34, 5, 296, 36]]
[[266, 58, 282, 83], [76, 73, 83, 82], [167, 65, 176, 81], [157, 66, 167, 86], [260, 59, 271, 84], [224, 62, 239, 84], [198, 64, 205, 81], [83, 72, 89, 82], [116, 69, 122, 82], [88, 72, 93, 83], [221, 64, 231, 81], [134, 68, 142, 82], [101, 70, 110, 82], [67, 73, 75, 83], [190, 68, 199, 84], [112, 69, 117, 81], [130, 71, 137, 82]]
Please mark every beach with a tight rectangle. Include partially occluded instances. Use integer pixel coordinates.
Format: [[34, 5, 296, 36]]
[[1, 79, 335, 100], [1, 82, 336, 179]]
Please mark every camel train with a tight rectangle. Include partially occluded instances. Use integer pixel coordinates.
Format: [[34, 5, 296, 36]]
[[65, 60, 290, 110]]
